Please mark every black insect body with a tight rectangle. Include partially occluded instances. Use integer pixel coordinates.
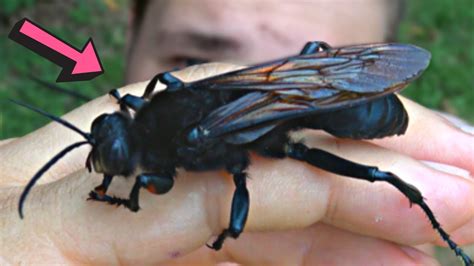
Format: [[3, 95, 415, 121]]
[[17, 41, 472, 265]]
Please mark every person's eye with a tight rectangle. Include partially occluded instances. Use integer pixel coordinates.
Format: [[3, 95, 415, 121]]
[[167, 56, 209, 68]]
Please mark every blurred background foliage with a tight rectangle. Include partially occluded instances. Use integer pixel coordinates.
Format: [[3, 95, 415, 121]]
[[1, 0, 127, 138], [0, 0, 473, 139], [0, 0, 472, 264], [398, 0, 474, 123]]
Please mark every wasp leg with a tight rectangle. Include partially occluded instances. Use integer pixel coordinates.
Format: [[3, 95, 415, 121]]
[[141, 74, 162, 99], [87, 192, 130, 207], [92, 174, 113, 196], [87, 175, 132, 207], [109, 71, 179, 109], [120, 94, 146, 110], [125, 173, 175, 212], [108, 89, 127, 112], [142, 72, 183, 98], [108, 89, 146, 112], [87, 175, 129, 206], [95, 173, 175, 212], [286, 142, 472, 266], [157, 72, 184, 92], [142, 71, 185, 99], [300, 41, 332, 55], [144, 59, 206, 98], [208, 172, 249, 250], [87, 174, 114, 201], [88, 173, 174, 211], [138, 173, 175, 195]]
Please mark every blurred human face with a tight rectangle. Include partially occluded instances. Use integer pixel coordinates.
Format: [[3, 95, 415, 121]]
[[126, 0, 392, 83]]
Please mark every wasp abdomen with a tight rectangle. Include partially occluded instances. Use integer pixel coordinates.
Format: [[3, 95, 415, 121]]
[[303, 95, 408, 139]]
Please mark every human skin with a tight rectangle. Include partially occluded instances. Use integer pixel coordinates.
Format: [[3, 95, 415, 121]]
[[1, 0, 473, 264], [1, 63, 473, 265], [125, 2, 474, 262], [126, 0, 394, 83]]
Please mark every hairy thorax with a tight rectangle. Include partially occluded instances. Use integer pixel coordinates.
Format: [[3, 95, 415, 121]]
[[131, 88, 245, 172]]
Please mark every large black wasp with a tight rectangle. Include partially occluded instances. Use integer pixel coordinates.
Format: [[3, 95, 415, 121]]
[[16, 41, 472, 265]]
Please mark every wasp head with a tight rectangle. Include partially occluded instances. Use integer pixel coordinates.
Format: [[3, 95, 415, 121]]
[[11, 100, 137, 218], [89, 113, 135, 176]]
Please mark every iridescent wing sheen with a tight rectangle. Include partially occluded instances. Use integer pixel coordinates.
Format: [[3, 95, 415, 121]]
[[188, 43, 431, 93], [188, 43, 430, 144]]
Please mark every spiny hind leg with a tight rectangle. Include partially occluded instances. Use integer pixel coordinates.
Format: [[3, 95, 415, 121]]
[[285, 142, 472, 266]]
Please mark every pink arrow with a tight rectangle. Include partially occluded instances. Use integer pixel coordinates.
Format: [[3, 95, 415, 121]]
[[9, 18, 104, 82]]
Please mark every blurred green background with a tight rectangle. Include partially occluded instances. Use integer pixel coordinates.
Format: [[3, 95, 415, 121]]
[[0, 0, 127, 139], [0, 0, 473, 264], [0, 0, 473, 139]]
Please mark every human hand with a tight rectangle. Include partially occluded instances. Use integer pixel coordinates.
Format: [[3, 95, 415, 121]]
[[1, 63, 473, 265]]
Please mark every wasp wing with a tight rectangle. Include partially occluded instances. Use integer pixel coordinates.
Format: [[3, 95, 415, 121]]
[[189, 43, 431, 93], [188, 43, 430, 144]]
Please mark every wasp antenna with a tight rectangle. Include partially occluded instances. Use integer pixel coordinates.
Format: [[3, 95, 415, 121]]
[[27, 74, 92, 102], [10, 100, 94, 144], [18, 141, 90, 219]]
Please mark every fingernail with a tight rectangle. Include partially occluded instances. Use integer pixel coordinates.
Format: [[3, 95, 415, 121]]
[[422, 161, 470, 179], [438, 111, 474, 135], [400, 246, 440, 266]]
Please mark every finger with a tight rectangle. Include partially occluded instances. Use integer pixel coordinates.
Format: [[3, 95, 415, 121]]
[[370, 96, 474, 174], [300, 133, 474, 246], [4, 62, 472, 261], [451, 217, 474, 244], [32, 167, 329, 264], [164, 223, 439, 266], [419, 161, 474, 246], [7, 135, 473, 264], [4, 167, 437, 266], [0, 64, 243, 186]]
